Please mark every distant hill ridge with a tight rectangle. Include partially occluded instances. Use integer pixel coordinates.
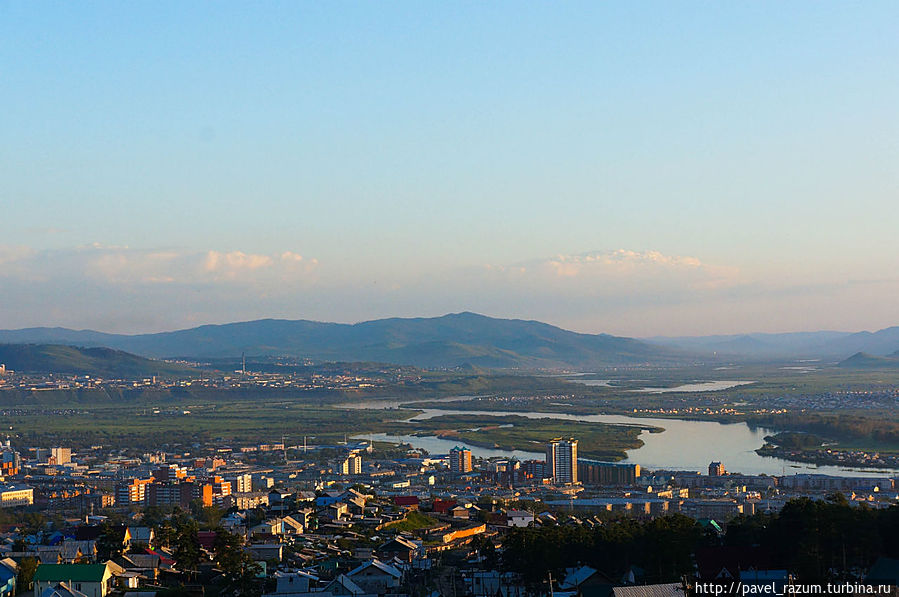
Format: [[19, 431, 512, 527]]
[[838, 351, 899, 369], [647, 326, 899, 359], [0, 344, 191, 377], [0, 312, 684, 369]]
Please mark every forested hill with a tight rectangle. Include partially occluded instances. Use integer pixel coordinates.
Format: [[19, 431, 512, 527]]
[[0, 312, 686, 369], [0, 344, 193, 377]]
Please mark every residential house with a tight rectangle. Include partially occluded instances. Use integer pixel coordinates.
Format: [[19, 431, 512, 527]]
[[345, 559, 402, 595], [260, 570, 319, 597], [38, 584, 88, 597], [318, 574, 375, 597], [117, 554, 164, 582], [346, 497, 367, 517], [325, 503, 348, 521], [250, 520, 283, 537], [558, 566, 615, 597], [0, 558, 17, 597], [33, 562, 123, 597], [280, 516, 304, 536], [58, 542, 96, 564], [449, 506, 470, 520], [504, 510, 534, 528], [377, 537, 419, 563], [464, 570, 526, 597], [247, 544, 283, 564], [392, 496, 419, 510], [125, 528, 153, 549]]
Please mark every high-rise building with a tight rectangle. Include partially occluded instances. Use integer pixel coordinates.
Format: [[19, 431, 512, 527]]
[[709, 461, 725, 477], [227, 473, 253, 493], [154, 464, 187, 481], [521, 459, 547, 482], [1, 444, 22, 476], [578, 460, 640, 486], [546, 438, 578, 484], [339, 452, 363, 475], [115, 478, 153, 505], [147, 481, 212, 508], [448, 446, 472, 473], [50, 447, 71, 465]]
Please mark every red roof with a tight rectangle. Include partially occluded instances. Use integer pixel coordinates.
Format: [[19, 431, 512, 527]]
[[432, 498, 457, 513], [197, 530, 218, 550], [393, 496, 420, 506], [145, 548, 175, 566]]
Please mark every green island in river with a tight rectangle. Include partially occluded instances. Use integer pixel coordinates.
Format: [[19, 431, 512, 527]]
[[394, 414, 663, 462]]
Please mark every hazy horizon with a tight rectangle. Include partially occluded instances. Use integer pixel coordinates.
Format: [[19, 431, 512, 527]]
[[2, 3, 897, 336], [0, 310, 888, 341]]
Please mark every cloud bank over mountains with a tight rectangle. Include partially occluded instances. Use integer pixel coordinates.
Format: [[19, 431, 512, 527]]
[[0, 243, 895, 336]]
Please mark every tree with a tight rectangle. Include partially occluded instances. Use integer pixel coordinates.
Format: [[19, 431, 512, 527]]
[[172, 518, 201, 578], [16, 557, 38, 596], [96, 522, 126, 560], [213, 529, 262, 597]]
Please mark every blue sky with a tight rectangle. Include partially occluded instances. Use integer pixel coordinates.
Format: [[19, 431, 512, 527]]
[[1, 2, 897, 335]]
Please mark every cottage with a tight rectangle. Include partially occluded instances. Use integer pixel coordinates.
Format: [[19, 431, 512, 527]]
[[126, 528, 154, 549], [58, 542, 96, 564], [260, 570, 319, 596], [247, 544, 283, 563], [33, 562, 122, 597], [318, 574, 373, 597], [377, 537, 419, 563], [345, 559, 402, 595], [38, 584, 88, 597], [504, 510, 534, 528]]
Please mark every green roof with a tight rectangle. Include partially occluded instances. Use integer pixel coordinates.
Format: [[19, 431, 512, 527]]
[[34, 564, 109, 583]]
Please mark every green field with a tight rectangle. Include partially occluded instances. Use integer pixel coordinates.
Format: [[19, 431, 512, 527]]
[[5, 363, 899, 462], [4, 395, 660, 462], [3, 399, 414, 451]]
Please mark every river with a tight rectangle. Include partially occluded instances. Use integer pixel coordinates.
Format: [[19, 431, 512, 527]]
[[347, 396, 898, 477]]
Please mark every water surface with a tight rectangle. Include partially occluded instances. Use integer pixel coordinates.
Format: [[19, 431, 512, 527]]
[[347, 398, 897, 477]]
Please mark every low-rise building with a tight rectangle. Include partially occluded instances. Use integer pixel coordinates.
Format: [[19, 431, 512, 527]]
[[33, 563, 121, 597], [0, 484, 34, 507]]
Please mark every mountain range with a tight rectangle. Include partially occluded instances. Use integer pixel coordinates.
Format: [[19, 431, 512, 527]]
[[646, 327, 899, 359], [2, 313, 897, 371], [0, 312, 682, 369]]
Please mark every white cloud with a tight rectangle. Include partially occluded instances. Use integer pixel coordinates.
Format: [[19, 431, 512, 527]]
[[280, 251, 305, 263], [0, 245, 37, 267], [204, 251, 274, 277], [0, 245, 318, 287], [488, 249, 740, 290]]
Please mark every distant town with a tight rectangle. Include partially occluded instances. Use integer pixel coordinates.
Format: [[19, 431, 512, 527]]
[[4, 419, 899, 595], [2, 329, 899, 595]]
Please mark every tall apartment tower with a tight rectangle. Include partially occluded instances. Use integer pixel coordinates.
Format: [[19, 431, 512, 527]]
[[50, 447, 71, 465], [227, 473, 253, 493], [449, 446, 473, 473], [339, 452, 363, 475], [546, 438, 578, 484], [708, 461, 725, 476]]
